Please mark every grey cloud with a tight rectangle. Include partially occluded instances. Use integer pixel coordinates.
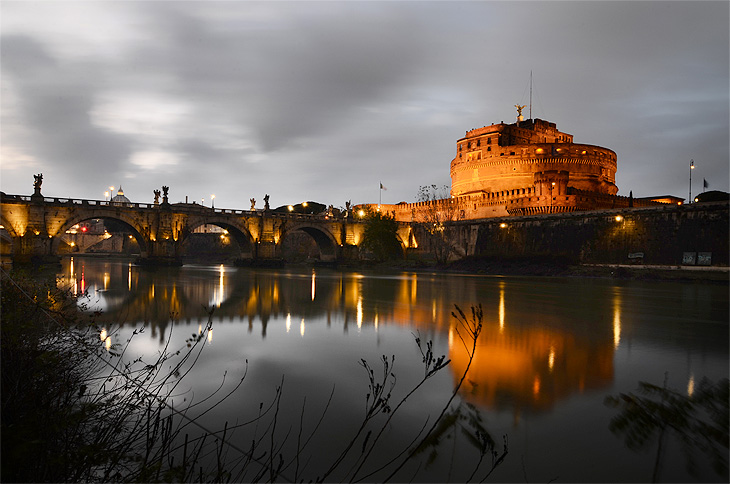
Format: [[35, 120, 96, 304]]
[[0, 1, 727, 206], [1, 35, 133, 182]]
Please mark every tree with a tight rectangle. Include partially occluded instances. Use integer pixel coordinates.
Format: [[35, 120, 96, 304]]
[[414, 185, 463, 264], [605, 375, 729, 482], [360, 209, 402, 261]]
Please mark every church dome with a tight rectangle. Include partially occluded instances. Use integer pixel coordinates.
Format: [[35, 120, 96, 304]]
[[111, 186, 131, 206]]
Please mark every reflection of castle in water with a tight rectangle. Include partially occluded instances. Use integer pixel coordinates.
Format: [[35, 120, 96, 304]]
[[60, 259, 618, 414], [449, 283, 616, 415]]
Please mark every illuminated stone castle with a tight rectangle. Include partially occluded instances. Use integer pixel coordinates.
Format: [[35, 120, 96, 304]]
[[372, 108, 676, 222]]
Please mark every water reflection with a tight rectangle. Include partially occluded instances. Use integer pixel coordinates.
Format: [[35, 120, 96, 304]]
[[51, 257, 728, 482], [58, 258, 727, 420], [449, 309, 614, 415], [613, 289, 622, 348]]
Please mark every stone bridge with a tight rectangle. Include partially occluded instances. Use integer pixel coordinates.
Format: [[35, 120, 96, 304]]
[[1, 189, 416, 265]]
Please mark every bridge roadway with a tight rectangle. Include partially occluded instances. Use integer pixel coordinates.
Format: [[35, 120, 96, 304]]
[[0, 191, 416, 265]]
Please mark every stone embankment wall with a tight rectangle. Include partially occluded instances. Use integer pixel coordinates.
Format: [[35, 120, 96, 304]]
[[467, 201, 728, 266]]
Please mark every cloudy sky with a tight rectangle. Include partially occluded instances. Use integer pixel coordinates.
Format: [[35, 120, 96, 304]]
[[2, 1, 728, 210]]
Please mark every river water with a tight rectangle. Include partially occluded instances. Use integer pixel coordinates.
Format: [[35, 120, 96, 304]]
[[57, 257, 728, 482]]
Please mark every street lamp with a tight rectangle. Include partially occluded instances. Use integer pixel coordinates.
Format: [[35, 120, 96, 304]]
[[104, 191, 109, 201], [689, 159, 695, 204], [211, 194, 215, 209], [550, 181, 556, 212]]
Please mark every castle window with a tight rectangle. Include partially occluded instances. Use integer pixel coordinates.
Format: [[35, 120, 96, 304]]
[[459, 144, 462, 151], [510, 152, 515, 156], [477, 139, 481, 147], [487, 138, 491, 145], [487, 147, 491, 152]]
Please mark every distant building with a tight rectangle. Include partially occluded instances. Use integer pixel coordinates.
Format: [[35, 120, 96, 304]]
[[110, 186, 131, 206]]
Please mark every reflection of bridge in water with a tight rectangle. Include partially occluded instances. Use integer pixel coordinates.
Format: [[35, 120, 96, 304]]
[[62, 259, 620, 416]]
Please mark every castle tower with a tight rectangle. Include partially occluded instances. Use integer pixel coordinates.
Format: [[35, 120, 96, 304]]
[[450, 118, 618, 199]]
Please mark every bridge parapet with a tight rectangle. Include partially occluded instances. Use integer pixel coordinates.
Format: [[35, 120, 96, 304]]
[[1, 192, 372, 265]]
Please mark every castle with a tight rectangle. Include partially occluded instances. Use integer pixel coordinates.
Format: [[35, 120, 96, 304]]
[[370, 108, 680, 222]]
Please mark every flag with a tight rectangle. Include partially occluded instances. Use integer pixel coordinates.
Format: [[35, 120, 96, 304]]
[[380, 182, 387, 191], [703, 178, 708, 189]]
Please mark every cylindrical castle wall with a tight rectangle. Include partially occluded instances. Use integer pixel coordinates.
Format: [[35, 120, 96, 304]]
[[450, 143, 617, 197]]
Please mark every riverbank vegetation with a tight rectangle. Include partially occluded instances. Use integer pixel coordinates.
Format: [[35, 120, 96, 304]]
[[605, 374, 729, 482], [1, 269, 507, 482]]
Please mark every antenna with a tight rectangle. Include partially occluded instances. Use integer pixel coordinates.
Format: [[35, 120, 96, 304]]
[[529, 70, 533, 120]]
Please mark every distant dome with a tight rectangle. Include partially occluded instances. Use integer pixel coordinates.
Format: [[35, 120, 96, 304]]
[[111, 186, 131, 206]]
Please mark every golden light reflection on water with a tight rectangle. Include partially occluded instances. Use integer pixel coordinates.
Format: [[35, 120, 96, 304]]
[[548, 346, 555, 372], [498, 282, 505, 333], [450, 306, 614, 414], [311, 271, 316, 301], [72, 261, 623, 413], [687, 374, 695, 397], [613, 290, 622, 348], [357, 296, 363, 328]]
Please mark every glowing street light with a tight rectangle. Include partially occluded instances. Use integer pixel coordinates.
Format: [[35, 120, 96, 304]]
[[104, 191, 109, 201], [689, 159, 695, 204], [211, 194, 215, 209]]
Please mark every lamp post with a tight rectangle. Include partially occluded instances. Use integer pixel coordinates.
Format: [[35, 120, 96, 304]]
[[550, 181, 555, 212], [211, 194, 215, 209], [104, 191, 109, 201], [689, 159, 695, 204]]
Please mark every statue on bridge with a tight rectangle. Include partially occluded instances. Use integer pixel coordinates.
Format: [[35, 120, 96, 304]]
[[32, 173, 43, 198], [250, 198, 256, 210], [263, 194, 270, 211], [162, 186, 169, 205], [345, 200, 352, 218], [153, 189, 161, 205]]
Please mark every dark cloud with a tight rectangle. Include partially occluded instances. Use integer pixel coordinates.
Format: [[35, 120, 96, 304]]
[[1, 34, 133, 193], [1, 1, 727, 207]]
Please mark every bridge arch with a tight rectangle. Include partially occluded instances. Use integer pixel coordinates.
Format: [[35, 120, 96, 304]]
[[280, 222, 340, 261], [181, 217, 255, 259], [52, 214, 149, 257], [0, 214, 19, 257]]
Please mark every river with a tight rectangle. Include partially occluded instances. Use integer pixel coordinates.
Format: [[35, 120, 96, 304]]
[[56, 257, 728, 482]]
